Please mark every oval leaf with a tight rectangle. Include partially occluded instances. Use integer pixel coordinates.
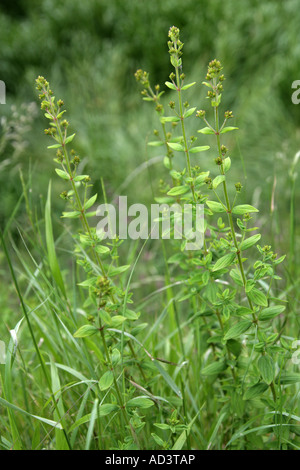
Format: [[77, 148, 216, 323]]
[[212, 253, 236, 272], [201, 360, 227, 376], [99, 371, 114, 391], [240, 234, 261, 251], [259, 305, 286, 321], [206, 200, 226, 213], [224, 320, 252, 341], [248, 288, 268, 307], [232, 205, 259, 215], [258, 355, 275, 385]]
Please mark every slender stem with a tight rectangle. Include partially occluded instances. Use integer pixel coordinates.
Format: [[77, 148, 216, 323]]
[[213, 102, 276, 401], [174, 67, 194, 199], [214, 105, 257, 323]]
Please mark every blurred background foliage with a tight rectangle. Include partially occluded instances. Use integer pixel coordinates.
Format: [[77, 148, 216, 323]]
[[1, 0, 300, 303]]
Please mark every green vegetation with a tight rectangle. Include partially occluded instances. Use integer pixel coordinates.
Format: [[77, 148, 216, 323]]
[[0, 1, 300, 450]]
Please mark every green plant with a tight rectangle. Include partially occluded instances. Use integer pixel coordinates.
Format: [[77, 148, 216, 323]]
[[0, 25, 299, 451], [135, 26, 299, 449]]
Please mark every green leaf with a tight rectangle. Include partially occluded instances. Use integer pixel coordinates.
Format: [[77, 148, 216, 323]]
[[167, 142, 185, 152], [110, 315, 127, 327], [111, 349, 121, 367], [195, 172, 210, 184], [165, 81, 177, 90], [201, 360, 227, 376], [99, 371, 114, 391], [248, 288, 268, 307], [95, 245, 110, 254], [230, 268, 243, 286], [223, 157, 231, 173], [108, 265, 130, 277], [243, 382, 268, 400], [126, 397, 154, 409], [167, 185, 190, 196], [73, 175, 89, 182], [206, 200, 226, 213], [160, 116, 180, 124], [197, 127, 215, 135], [65, 133, 76, 144], [258, 355, 275, 385], [152, 433, 165, 447], [61, 211, 81, 218], [124, 309, 139, 320], [98, 309, 112, 326], [85, 194, 98, 210], [55, 168, 69, 180], [154, 196, 175, 204], [73, 324, 98, 338], [212, 175, 225, 189], [184, 107, 197, 119], [259, 305, 286, 321], [47, 143, 62, 149], [181, 82, 196, 90], [98, 404, 119, 416], [148, 141, 164, 147], [232, 205, 259, 215], [212, 253, 236, 272], [220, 126, 239, 134], [78, 277, 98, 287], [189, 145, 210, 153], [154, 423, 170, 430], [240, 234, 261, 251], [224, 320, 252, 341]]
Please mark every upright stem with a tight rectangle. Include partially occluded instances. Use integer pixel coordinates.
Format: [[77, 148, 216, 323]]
[[175, 67, 195, 200], [214, 105, 257, 323], [213, 103, 276, 401]]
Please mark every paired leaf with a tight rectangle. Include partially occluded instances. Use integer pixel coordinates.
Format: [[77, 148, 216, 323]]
[[55, 168, 69, 180], [212, 175, 225, 189], [99, 371, 114, 391], [198, 127, 215, 135], [165, 81, 177, 90], [126, 397, 154, 409], [224, 320, 252, 341], [167, 142, 185, 152], [167, 185, 190, 196], [189, 145, 210, 153], [259, 305, 285, 321], [201, 360, 227, 376], [212, 253, 236, 272], [240, 234, 261, 251], [232, 205, 259, 215], [206, 200, 226, 213], [258, 355, 275, 385], [74, 324, 98, 338], [248, 288, 268, 307], [243, 382, 268, 400], [184, 107, 197, 118], [220, 126, 238, 134]]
